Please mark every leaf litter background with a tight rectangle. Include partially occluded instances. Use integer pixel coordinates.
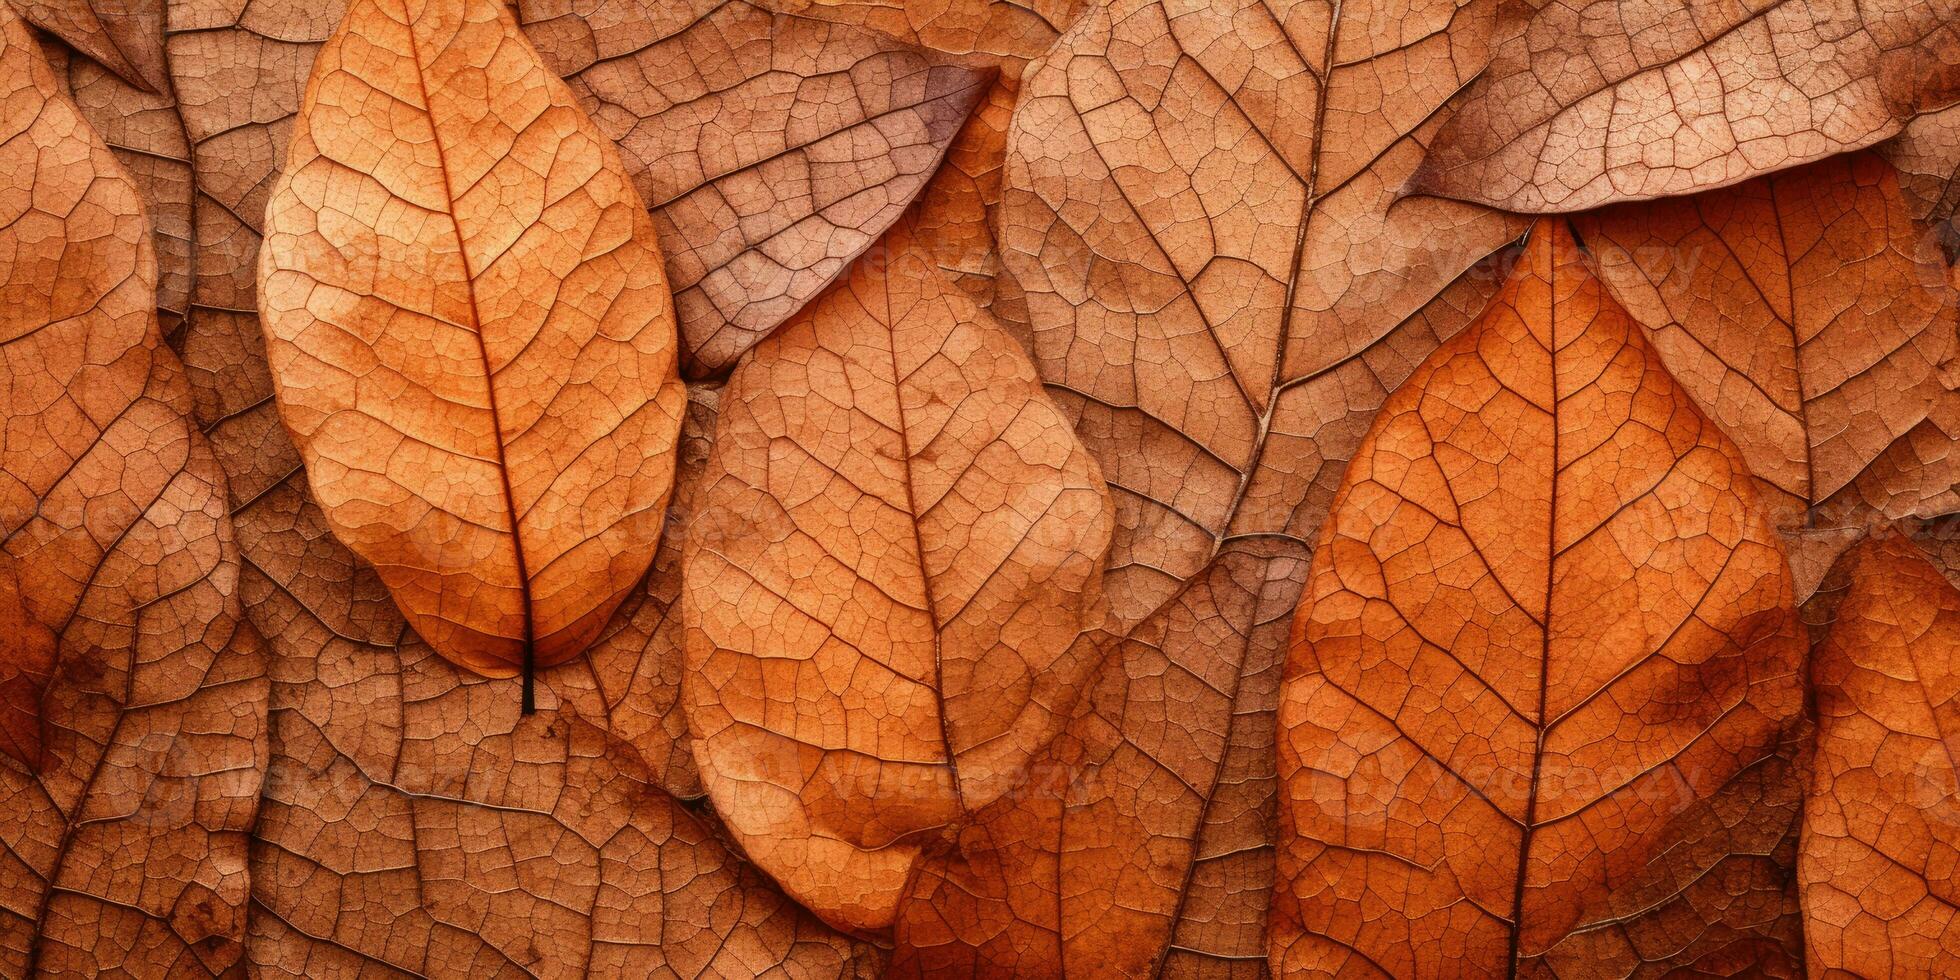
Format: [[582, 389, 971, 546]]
[[2, 0, 1960, 976]]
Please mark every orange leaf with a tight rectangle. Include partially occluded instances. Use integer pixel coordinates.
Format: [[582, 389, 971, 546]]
[[0, 7, 267, 971], [258, 0, 689, 688], [1271, 221, 1808, 976], [1800, 529, 1960, 974], [682, 214, 1114, 933], [1414, 0, 1960, 211]]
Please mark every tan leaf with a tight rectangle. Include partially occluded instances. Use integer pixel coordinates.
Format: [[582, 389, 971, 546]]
[[1412, 0, 1960, 212], [884, 0, 1530, 971], [7, 0, 165, 92], [681, 214, 1114, 934], [0, 7, 267, 972], [258, 0, 689, 687], [1800, 529, 1960, 975], [1572, 152, 1960, 532], [521, 0, 993, 377], [1272, 220, 1807, 976]]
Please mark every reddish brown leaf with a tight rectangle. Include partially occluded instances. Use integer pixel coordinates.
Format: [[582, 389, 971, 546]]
[[521, 0, 993, 376], [1271, 220, 1807, 977], [7, 0, 165, 92], [681, 213, 1114, 934], [0, 7, 267, 972], [1800, 530, 1960, 975], [881, 0, 1530, 971], [258, 0, 690, 685], [1573, 152, 1960, 534], [1414, 0, 1960, 212]]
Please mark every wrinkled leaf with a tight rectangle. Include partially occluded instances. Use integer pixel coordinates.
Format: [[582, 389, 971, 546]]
[[885, 0, 1533, 971], [258, 0, 689, 683], [1799, 529, 1960, 975], [1413, 0, 1960, 211], [521, 0, 993, 376], [682, 213, 1114, 934], [0, 8, 267, 972], [1271, 221, 1808, 976], [7, 0, 165, 92], [1573, 152, 1960, 536]]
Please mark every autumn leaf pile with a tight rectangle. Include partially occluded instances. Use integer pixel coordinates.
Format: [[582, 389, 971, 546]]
[[4, 0, 1960, 975]]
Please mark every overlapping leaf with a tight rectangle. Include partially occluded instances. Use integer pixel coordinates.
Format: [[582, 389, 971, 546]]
[[1572, 152, 1960, 541], [1414, 0, 1960, 211], [1272, 221, 1808, 976], [7, 0, 165, 91], [1800, 530, 1960, 975], [879, 0, 1531, 972], [682, 213, 1113, 934], [521, 0, 993, 376], [259, 0, 690, 683], [0, 9, 267, 972]]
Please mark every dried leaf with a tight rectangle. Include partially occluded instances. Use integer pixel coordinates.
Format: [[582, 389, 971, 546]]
[[521, 0, 993, 377], [882, 0, 1530, 971], [0, 7, 267, 972], [1413, 0, 1960, 212], [1271, 220, 1807, 976], [682, 213, 1114, 934], [1573, 152, 1960, 532], [258, 0, 689, 685], [1799, 530, 1960, 975], [7, 0, 165, 92]]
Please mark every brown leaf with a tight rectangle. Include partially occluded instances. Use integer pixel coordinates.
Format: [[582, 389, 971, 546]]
[[521, 0, 994, 377], [0, 7, 267, 972], [7, 0, 165, 92], [681, 213, 1114, 934], [1573, 152, 1960, 532], [883, 0, 1530, 971], [1413, 0, 1960, 212], [258, 0, 690, 685], [1271, 220, 1807, 976], [1799, 529, 1960, 975]]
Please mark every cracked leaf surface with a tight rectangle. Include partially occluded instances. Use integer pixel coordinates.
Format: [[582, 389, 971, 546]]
[[682, 213, 1114, 934], [1414, 0, 1960, 211], [0, 7, 267, 972], [258, 0, 689, 677], [1271, 221, 1808, 978], [1800, 530, 1960, 977], [521, 0, 992, 377]]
